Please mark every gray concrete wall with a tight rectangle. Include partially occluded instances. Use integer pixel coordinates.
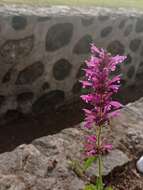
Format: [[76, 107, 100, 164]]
[[0, 5, 143, 114]]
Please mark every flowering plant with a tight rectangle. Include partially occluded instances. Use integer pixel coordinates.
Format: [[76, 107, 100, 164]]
[[80, 44, 126, 190]]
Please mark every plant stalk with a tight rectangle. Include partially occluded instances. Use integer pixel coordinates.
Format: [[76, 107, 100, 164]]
[[97, 125, 103, 190]]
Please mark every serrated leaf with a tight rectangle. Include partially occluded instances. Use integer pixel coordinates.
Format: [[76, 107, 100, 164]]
[[82, 156, 97, 171]]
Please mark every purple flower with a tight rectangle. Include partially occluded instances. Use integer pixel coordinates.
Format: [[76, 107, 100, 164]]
[[81, 45, 126, 188], [80, 44, 126, 128], [102, 144, 113, 152], [84, 135, 112, 157], [84, 135, 97, 157]]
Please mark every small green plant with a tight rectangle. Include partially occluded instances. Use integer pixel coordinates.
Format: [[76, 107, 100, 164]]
[[84, 184, 113, 190]]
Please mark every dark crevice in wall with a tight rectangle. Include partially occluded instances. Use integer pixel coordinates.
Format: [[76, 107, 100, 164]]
[[0, 82, 143, 154]]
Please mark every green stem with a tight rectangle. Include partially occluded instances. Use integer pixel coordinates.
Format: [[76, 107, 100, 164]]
[[98, 155, 103, 189], [96, 126, 103, 190], [97, 125, 102, 147]]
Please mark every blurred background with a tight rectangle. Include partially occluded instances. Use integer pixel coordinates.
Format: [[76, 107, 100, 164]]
[[0, 0, 142, 153], [0, 0, 143, 9]]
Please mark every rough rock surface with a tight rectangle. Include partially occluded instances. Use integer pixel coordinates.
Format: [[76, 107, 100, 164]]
[[0, 98, 143, 189]]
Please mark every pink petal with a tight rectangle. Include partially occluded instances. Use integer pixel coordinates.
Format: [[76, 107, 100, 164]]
[[91, 44, 101, 54], [80, 94, 93, 103], [103, 144, 113, 151], [84, 122, 93, 129], [79, 80, 92, 88], [110, 101, 123, 108], [86, 135, 97, 143], [109, 75, 121, 84]]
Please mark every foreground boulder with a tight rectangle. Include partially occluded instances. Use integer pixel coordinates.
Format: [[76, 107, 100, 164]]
[[0, 98, 143, 189]]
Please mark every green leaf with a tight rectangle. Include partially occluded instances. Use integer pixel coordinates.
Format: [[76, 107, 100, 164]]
[[82, 156, 97, 171], [68, 160, 84, 177], [80, 88, 89, 94], [84, 184, 97, 190], [105, 187, 113, 190], [96, 178, 104, 190]]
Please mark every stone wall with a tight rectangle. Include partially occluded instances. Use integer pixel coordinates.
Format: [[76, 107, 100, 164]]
[[0, 5, 143, 114]]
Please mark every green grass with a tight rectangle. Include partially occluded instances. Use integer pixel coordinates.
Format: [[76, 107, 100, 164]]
[[1, 0, 143, 10]]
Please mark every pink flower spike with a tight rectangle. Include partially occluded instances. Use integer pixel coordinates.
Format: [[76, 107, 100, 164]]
[[80, 44, 125, 157]]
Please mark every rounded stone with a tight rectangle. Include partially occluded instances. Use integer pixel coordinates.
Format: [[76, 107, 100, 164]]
[[129, 38, 141, 52], [12, 16, 27, 30], [98, 15, 109, 21], [37, 16, 51, 22], [81, 17, 94, 26], [16, 61, 44, 85], [0, 95, 5, 107], [42, 82, 50, 90], [136, 71, 143, 80], [32, 90, 65, 113], [107, 40, 125, 55], [140, 46, 143, 56], [2, 68, 12, 83], [139, 61, 143, 68], [53, 59, 72, 80], [0, 35, 34, 64], [17, 92, 34, 103], [127, 66, 135, 78], [136, 62, 143, 77], [124, 24, 133, 36], [125, 54, 132, 65], [101, 26, 112, 38], [136, 156, 143, 174], [118, 19, 126, 29], [46, 23, 73, 51], [4, 110, 23, 123], [73, 34, 92, 54], [72, 81, 82, 94], [136, 18, 143, 33]]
